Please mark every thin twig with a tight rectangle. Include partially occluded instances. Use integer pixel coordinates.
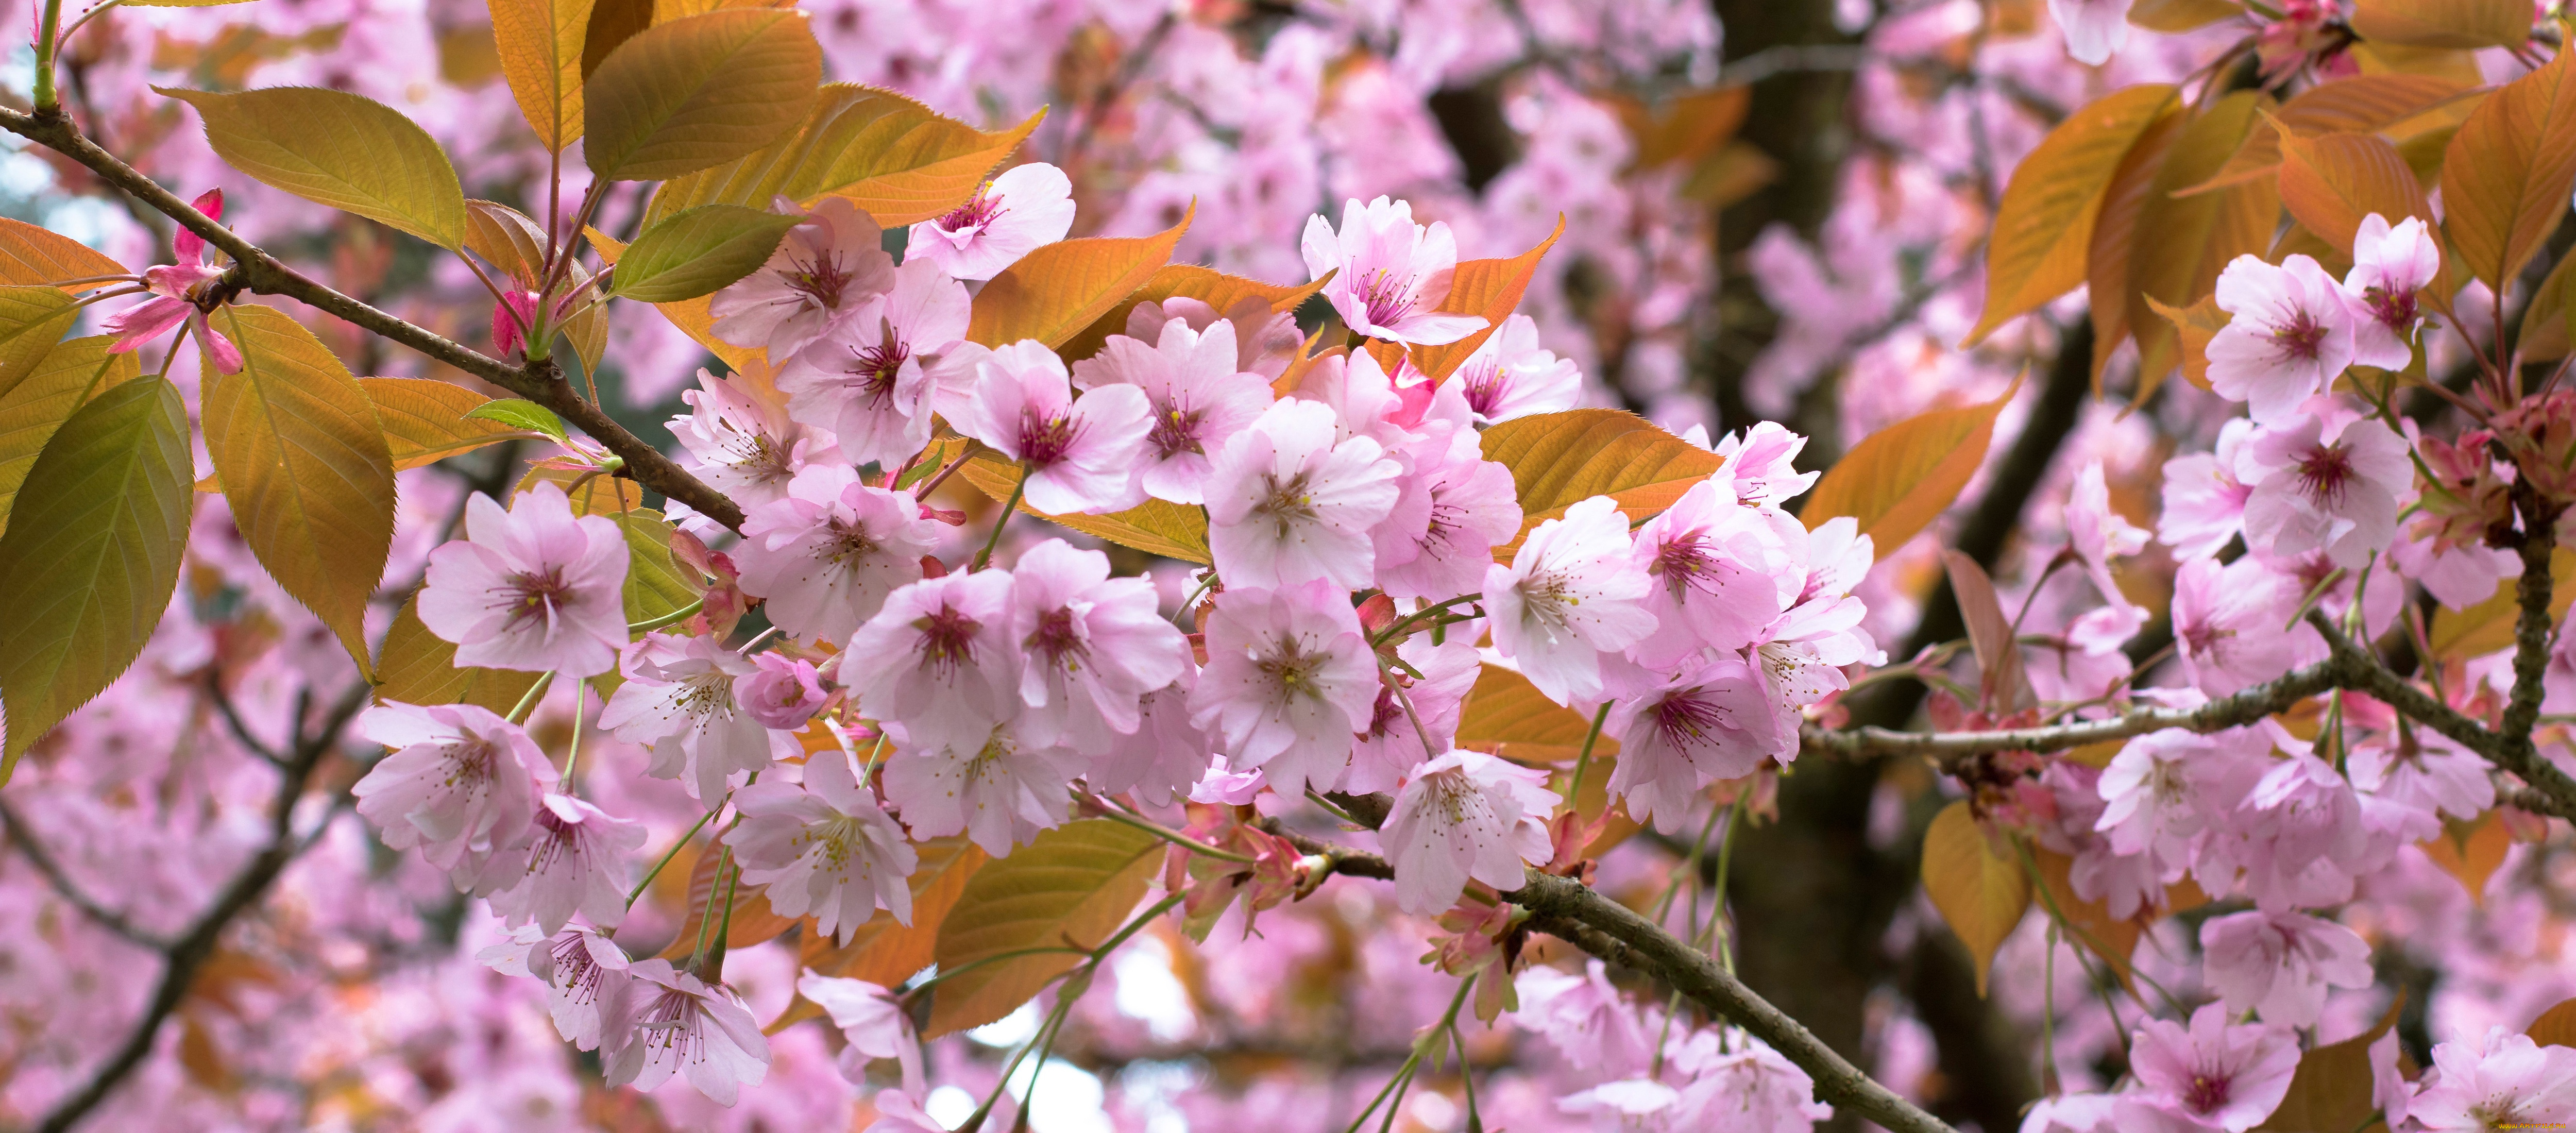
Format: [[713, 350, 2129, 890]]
[[0, 800, 171, 950]]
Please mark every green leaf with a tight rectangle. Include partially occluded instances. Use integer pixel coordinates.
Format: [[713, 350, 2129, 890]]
[[646, 83, 1045, 228], [614, 508, 700, 625], [1920, 800, 2030, 998], [158, 86, 468, 250], [0, 286, 83, 401], [359, 377, 539, 470], [0, 377, 193, 781], [464, 397, 569, 442], [0, 336, 140, 539], [582, 9, 823, 182], [0, 218, 129, 288], [611, 204, 800, 302], [1478, 408, 1723, 558], [1802, 373, 2021, 559], [202, 306, 397, 677], [375, 591, 543, 715], [927, 819, 1162, 1036], [1965, 83, 2179, 346], [965, 202, 1191, 349], [491, 0, 596, 151]]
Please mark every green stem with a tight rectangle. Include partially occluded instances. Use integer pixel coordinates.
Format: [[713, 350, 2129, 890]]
[[561, 680, 587, 789], [1089, 798, 1259, 864], [32, 0, 64, 111], [897, 945, 1097, 1003], [1344, 975, 1475, 1133], [1372, 593, 1483, 646], [688, 844, 734, 970], [625, 808, 718, 908], [1566, 703, 1612, 811], [630, 597, 703, 634], [959, 891, 1185, 1132], [973, 472, 1027, 571], [697, 855, 741, 981], [1169, 572, 1217, 630], [505, 672, 556, 726]]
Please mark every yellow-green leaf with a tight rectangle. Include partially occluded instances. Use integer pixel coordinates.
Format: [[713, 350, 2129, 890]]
[[1454, 664, 1618, 763], [202, 306, 396, 677], [649, 84, 1045, 228], [2127, 0, 2246, 30], [2085, 95, 2187, 387], [2442, 45, 2576, 291], [927, 819, 1162, 1036], [2429, 548, 2576, 658], [375, 591, 543, 714], [1055, 263, 1332, 364], [581, 9, 822, 182], [2351, 0, 2531, 49], [953, 446, 1210, 563], [491, 0, 594, 151], [0, 377, 192, 780], [579, 0, 652, 78], [158, 86, 468, 250], [1921, 801, 2030, 997], [1390, 216, 1564, 385], [2276, 128, 2434, 256], [967, 202, 1192, 349], [1965, 83, 2179, 345], [0, 218, 128, 288], [2256, 999, 2408, 1132], [586, 225, 763, 373], [611, 204, 800, 302], [2148, 293, 2230, 391], [0, 287, 82, 402], [0, 337, 139, 539], [1802, 373, 2020, 558], [358, 377, 540, 470], [614, 508, 700, 625], [1479, 408, 1725, 558]]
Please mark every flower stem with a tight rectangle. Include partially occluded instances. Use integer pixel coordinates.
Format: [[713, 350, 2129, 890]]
[[625, 807, 718, 909], [629, 597, 702, 634], [1087, 794, 1259, 864], [1565, 702, 1611, 811], [32, 0, 64, 111], [505, 672, 555, 726], [973, 471, 1027, 571], [1371, 593, 1483, 646], [561, 680, 587, 789]]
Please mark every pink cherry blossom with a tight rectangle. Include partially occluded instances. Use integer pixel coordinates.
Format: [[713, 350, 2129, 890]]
[[2406, 1028, 2576, 1132], [2172, 556, 2326, 697], [1605, 655, 1786, 832], [1626, 478, 1800, 666], [599, 633, 793, 802], [1070, 315, 1275, 504], [907, 161, 1077, 280], [957, 339, 1153, 514], [1343, 634, 1480, 796], [484, 793, 648, 935], [352, 701, 558, 888], [725, 751, 917, 941], [2240, 414, 2411, 569], [417, 482, 631, 677], [1287, 347, 1408, 444], [2347, 729, 2495, 824], [2159, 419, 2256, 561], [669, 368, 844, 515], [2218, 751, 2372, 911], [601, 958, 772, 1106], [2206, 253, 2355, 426], [2048, 0, 2134, 64], [2198, 908, 2372, 1027], [710, 196, 896, 360], [1121, 295, 1307, 381], [1443, 313, 1581, 425], [736, 651, 827, 731], [1485, 495, 1656, 706], [2343, 213, 2440, 370], [1710, 422, 1821, 508], [1300, 195, 1488, 345], [1009, 538, 1191, 754], [865, 1089, 954, 1133], [845, 569, 1023, 756], [2122, 1004, 2299, 1133], [1206, 397, 1404, 590], [796, 971, 921, 1088], [1189, 581, 1380, 798], [100, 187, 244, 373], [1668, 1036, 1835, 1131], [1514, 959, 1654, 1076], [1086, 677, 1219, 807], [481, 925, 632, 1050], [734, 464, 940, 645], [880, 722, 1083, 856], [2094, 726, 2268, 874], [1371, 422, 1524, 602], [2067, 460, 2149, 601], [1381, 750, 1554, 914], [776, 258, 971, 466]]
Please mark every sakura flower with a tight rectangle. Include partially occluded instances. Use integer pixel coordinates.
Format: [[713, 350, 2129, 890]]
[[2067, 460, 2149, 600], [796, 971, 921, 1089], [1605, 656, 1787, 832], [1626, 478, 1800, 666], [2120, 1004, 2300, 1133], [352, 701, 557, 887], [1709, 421, 1820, 508], [1668, 1037, 1836, 1132], [480, 925, 631, 1050], [866, 1089, 956, 1133], [417, 482, 631, 677], [2219, 751, 2372, 910], [1288, 346, 1411, 446], [2343, 213, 2441, 369], [907, 162, 1076, 280], [2240, 414, 2412, 569], [844, 569, 1023, 756], [1343, 633, 1481, 796], [1069, 315, 1274, 505], [2407, 1028, 2576, 1132], [1122, 294, 1306, 380], [725, 751, 917, 941], [734, 464, 940, 645], [956, 340, 1152, 514], [2020, 1094, 2120, 1133], [1444, 313, 1581, 425], [1299, 195, 1488, 345], [2048, 0, 2134, 64], [2094, 727, 2268, 870], [1009, 538, 1191, 755], [1514, 959, 1654, 1075], [2159, 419, 2257, 560], [1087, 677, 1218, 807], [880, 722, 1083, 856], [710, 196, 896, 360], [1744, 516, 1883, 732], [599, 633, 794, 802], [1381, 750, 1554, 914], [1558, 1080, 1684, 1130], [1206, 397, 1404, 590], [1189, 581, 1381, 797], [2171, 556, 2326, 697], [776, 258, 971, 466], [100, 187, 243, 373], [1371, 422, 1523, 602], [2198, 908, 2373, 1027], [601, 958, 771, 1106], [1484, 495, 1656, 706], [2347, 729, 2495, 824], [735, 651, 827, 731], [669, 368, 844, 514], [484, 793, 648, 935], [2206, 253, 2356, 426]]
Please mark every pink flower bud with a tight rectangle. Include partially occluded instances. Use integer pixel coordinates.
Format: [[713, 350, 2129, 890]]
[[736, 651, 826, 731]]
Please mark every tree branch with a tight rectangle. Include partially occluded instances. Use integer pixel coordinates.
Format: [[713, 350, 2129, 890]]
[[0, 800, 172, 950], [1802, 659, 2342, 769], [0, 106, 745, 532]]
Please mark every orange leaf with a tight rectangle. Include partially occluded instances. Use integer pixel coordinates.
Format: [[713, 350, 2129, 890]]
[[774, 835, 989, 1033], [925, 819, 1162, 1036], [2147, 293, 2229, 392], [1965, 83, 2179, 346], [966, 204, 1191, 349], [2029, 848, 2144, 994], [648, 84, 1045, 229], [2441, 44, 2576, 291], [2275, 128, 2433, 256], [2128, 0, 2250, 30], [2350, 0, 2533, 49], [1455, 664, 1620, 763], [2177, 74, 2471, 196], [2124, 91, 2278, 402], [1054, 263, 1332, 364], [659, 845, 804, 958], [1921, 801, 2030, 997], [2418, 810, 2512, 904], [2084, 95, 2186, 387], [1618, 87, 1751, 170], [1801, 371, 2021, 558], [0, 218, 128, 289], [2255, 996, 2411, 1132], [1479, 408, 1724, 559], [2526, 995, 2576, 1049], [952, 445, 1210, 563], [1391, 216, 1565, 385]]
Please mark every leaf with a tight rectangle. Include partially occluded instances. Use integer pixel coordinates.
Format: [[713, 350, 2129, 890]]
[[2084, 95, 2187, 388], [966, 203, 1192, 349], [375, 591, 542, 715], [2351, 0, 2532, 49], [610, 204, 801, 302], [1944, 550, 2032, 713], [1055, 263, 1333, 364], [359, 377, 533, 470], [2516, 245, 2576, 360], [0, 287, 84, 401], [953, 447, 1210, 563], [0, 377, 192, 780], [2028, 848, 2144, 994], [2256, 998, 2407, 1132], [2127, 0, 2246, 30], [2442, 45, 2576, 292], [1454, 664, 1618, 763], [1393, 216, 1565, 385], [659, 849, 802, 958], [2121, 91, 2278, 402], [926, 819, 1162, 1036], [1479, 409, 1725, 557], [464, 398, 570, 442], [463, 201, 609, 371], [2148, 293, 2230, 391], [613, 509, 701, 624], [0, 337, 140, 538], [649, 84, 1046, 228], [2429, 548, 2576, 658], [2527, 996, 2576, 1048], [491, 0, 595, 151], [585, 225, 767, 374], [1920, 801, 2030, 997], [1965, 83, 2179, 346], [581, 9, 822, 182], [777, 836, 988, 1030], [158, 86, 468, 250], [2418, 810, 2512, 904], [0, 218, 129, 288], [1801, 373, 2021, 557], [2276, 128, 2434, 256], [2179, 74, 2472, 195]]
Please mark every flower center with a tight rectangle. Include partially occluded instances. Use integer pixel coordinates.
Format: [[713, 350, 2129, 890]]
[[785, 251, 857, 311], [822, 518, 884, 568], [1459, 359, 1506, 417], [1147, 399, 1205, 459], [2271, 310, 2329, 361], [1650, 532, 1735, 600], [1653, 686, 1735, 754], [1019, 409, 1082, 467], [497, 569, 574, 636], [2183, 1071, 2231, 1115], [1253, 471, 1319, 536], [846, 331, 912, 408], [1358, 268, 1419, 329], [1028, 606, 1087, 671], [1260, 642, 1324, 702], [2364, 284, 2419, 333], [2295, 443, 2356, 508], [937, 183, 1007, 233], [912, 604, 982, 679]]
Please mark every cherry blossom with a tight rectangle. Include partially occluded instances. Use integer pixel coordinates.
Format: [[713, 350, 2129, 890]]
[[2048, 0, 2135, 64], [907, 161, 1077, 280], [1087, 677, 1219, 807], [796, 971, 921, 1088], [1070, 315, 1274, 504], [1343, 633, 1481, 795], [844, 569, 1023, 756], [1485, 495, 1656, 706], [776, 258, 970, 466], [99, 187, 243, 373], [1381, 750, 1554, 914], [1300, 195, 1488, 345], [352, 701, 557, 888], [725, 751, 918, 941], [736, 651, 828, 731], [601, 958, 772, 1106], [668, 368, 843, 515], [956, 340, 1153, 514], [1667, 1035, 1835, 1132], [2405, 1028, 2576, 1132], [483, 793, 648, 935], [2206, 253, 2355, 426], [1514, 960, 1654, 1075], [1189, 581, 1380, 797], [1206, 397, 1404, 590], [879, 722, 1084, 856], [417, 482, 631, 678], [1709, 422, 1821, 508], [1625, 478, 1799, 666], [2159, 419, 2257, 561], [1371, 422, 1524, 602], [2093, 726, 2267, 876], [1605, 655, 1786, 832], [710, 196, 897, 360], [599, 632, 794, 802], [2240, 413, 2411, 569], [2198, 908, 2372, 1027], [734, 465, 940, 645], [480, 925, 632, 1051], [2171, 556, 2326, 696], [2342, 212, 2440, 370], [1008, 538, 1191, 754], [1444, 313, 1582, 425], [2119, 1004, 2299, 1133], [2219, 751, 2373, 911]]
